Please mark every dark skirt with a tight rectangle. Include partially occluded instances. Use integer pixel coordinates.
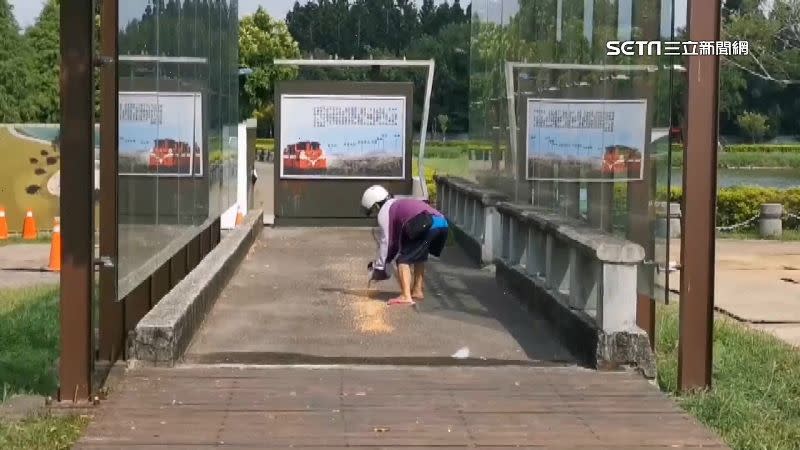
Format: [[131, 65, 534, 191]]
[[396, 226, 448, 264]]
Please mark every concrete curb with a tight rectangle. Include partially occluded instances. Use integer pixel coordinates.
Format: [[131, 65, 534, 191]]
[[127, 210, 264, 367]]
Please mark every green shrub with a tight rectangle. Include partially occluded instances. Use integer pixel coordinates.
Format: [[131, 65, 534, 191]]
[[655, 186, 683, 202], [725, 144, 800, 153], [671, 144, 800, 154], [666, 186, 800, 226], [425, 167, 437, 204], [412, 164, 438, 204], [416, 140, 494, 149], [416, 145, 501, 159], [256, 138, 275, 154], [420, 146, 467, 159]]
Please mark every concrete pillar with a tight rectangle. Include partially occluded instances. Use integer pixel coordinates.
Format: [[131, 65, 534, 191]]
[[559, 165, 581, 218], [759, 203, 783, 239], [412, 177, 425, 198], [655, 202, 682, 238], [599, 264, 638, 333], [587, 183, 614, 232], [668, 202, 682, 238], [482, 206, 501, 265], [539, 162, 556, 209]]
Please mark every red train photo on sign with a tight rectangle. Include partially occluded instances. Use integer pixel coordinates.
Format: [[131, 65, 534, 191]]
[[282, 141, 329, 173], [601, 145, 642, 175]]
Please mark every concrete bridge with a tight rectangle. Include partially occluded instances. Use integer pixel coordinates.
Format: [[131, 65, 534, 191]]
[[74, 172, 726, 449]]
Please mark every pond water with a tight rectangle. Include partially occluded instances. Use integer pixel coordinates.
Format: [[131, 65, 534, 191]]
[[665, 168, 800, 189]]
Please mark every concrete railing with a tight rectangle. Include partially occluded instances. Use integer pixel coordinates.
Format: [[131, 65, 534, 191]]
[[494, 202, 644, 334], [435, 175, 656, 376], [435, 175, 508, 265]]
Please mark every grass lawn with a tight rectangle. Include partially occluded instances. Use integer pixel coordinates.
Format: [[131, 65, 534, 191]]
[[0, 237, 52, 247], [0, 286, 88, 449], [0, 285, 60, 399], [0, 415, 89, 450], [656, 304, 800, 449], [413, 156, 471, 178]]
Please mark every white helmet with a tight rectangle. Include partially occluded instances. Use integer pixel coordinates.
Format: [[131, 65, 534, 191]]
[[361, 185, 390, 212]]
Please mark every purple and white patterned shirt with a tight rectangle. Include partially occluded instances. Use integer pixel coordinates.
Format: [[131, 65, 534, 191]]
[[373, 198, 444, 274]]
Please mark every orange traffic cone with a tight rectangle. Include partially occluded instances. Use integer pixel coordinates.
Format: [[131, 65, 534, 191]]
[[22, 209, 37, 240], [0, 207, 8, 240], [48, 217, 61, 272], [235, 207, 244, 226]]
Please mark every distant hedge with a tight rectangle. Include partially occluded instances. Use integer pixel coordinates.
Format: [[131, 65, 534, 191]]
[[669, 143, 800, 154], [658, 186, 800, 227], [724, 144, 800, 153], [256, 138, 274, 153]]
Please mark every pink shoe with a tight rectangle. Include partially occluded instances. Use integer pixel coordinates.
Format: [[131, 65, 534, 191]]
[[387, 296, 415, 306]]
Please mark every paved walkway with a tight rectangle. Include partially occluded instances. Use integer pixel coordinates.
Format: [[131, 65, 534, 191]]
[[665, 239, 800, 346], [253, 161, 274, 225], [0, 243, 57, 289], [186, 227, 574, 364], [75, 365, 727, 449]]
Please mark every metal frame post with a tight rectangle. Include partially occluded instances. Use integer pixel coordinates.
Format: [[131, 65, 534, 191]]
[[273, 58, 435, 199], [59, 0, 96, 402], [679, 0, 721, 392], [99, 0, 123, 363], [631, 0, 660, 349]]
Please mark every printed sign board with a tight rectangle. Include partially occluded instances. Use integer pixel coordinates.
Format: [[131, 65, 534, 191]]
[[279, 94, 406, 180], [119, 91, 203, 177], [525, 98, 647, 182]]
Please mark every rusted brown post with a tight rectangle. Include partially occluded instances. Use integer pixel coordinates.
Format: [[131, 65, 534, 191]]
[[679, 0, 721, 392], [629, 0, 660, 348], [99, 0, 123, 363], [59, 0, 96, 402]]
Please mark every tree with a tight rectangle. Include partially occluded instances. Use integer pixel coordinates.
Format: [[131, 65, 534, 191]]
[[737, 111, 770, 142], [239, 7, 301, 131], [437, 114, 450, 142], [0, 0, 34, 122], [407, 22, 470, 133], [419, 0, 437, 35], [25, 0, 61, 123]]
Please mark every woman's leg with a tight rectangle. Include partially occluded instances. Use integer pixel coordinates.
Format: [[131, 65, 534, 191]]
[[412, 263, 425, 299], [391, 263, 414, 304]]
